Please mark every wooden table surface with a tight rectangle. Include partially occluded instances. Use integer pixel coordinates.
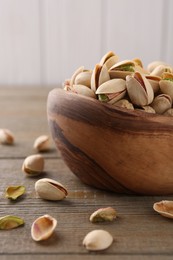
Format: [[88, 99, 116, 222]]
[[1, 87, 173, 260]]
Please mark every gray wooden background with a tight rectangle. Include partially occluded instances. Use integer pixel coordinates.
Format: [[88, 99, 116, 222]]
[[0, 0, 172, 86]]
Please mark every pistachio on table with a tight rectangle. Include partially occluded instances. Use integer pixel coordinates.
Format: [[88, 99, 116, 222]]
[[83, 229, 113, 251], [5, 185, 26, 200], [33, 135, 50, 152], [153, 200, 173, 219], [90, 207, 117, 223], [0, 129, 14, 145], [31, 214, 57, 241], [22, 154, 44, 176], [0, 215, 24, 230], [35, 178, 68, 201]]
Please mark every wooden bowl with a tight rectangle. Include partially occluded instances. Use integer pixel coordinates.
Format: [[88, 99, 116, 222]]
[[47, 88, 173, 195]]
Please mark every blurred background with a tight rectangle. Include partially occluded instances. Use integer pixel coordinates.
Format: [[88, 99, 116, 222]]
[[0, 0, 172, 87]]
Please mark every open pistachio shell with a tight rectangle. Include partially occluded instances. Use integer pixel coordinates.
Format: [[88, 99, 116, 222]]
[[0, 215, 24, 230], [0, 129, 14, 145], [113, 99, 134, 110], [133, 58, 143, 68], [96, 79, 126, 104], [147, 61, 172, 73], [99, 51, 119, 69], [74, 71, 92, 88], [70, 66, 84, 86], [151, 65, 173, 77], [91, 64, 110, 92], [150, 94, 172, 114], [72, 84, 96, 98], [146, 75, 161, 93], [5, 185, 26, 200], [153, 200, 173, 219], [83, 229, 113, 251], [89, 207, 117, 223], [126, 72, 154, 106], [35, 178, 68, 201], [109, 60, 135, 79], [159, 73, 173, 100], [33, 135, 50, 152], [31, 214, 57, 241], [22, 154, 44, 176]]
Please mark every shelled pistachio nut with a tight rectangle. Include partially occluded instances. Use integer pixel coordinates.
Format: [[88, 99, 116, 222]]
[[0, 129, 14, 145], [126, 72, 154, 106], [89, 207, 117, 223], [33, 135, 50, 152], [71, 84, 96, 98], [83, 229, 113, 251], [99, 51, 119, 70], [150, 94, 172, 114], [96, 78, 126, 104], [109, 60, 135, 79], [74, 71, 92, 88], [22, 154, 44, 176], [91, 64, 110, 92], [5, 185, 26, 200], [35, 178, 68, 201], [113, 99, 134, 110], [159, 73, 173, 99], [31, 214, 57, 241], [0, 215, 24, 230], [153, 200, 173, 219]]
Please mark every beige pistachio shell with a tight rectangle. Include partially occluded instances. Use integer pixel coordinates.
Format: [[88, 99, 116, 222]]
[[164, 108, 173, 116], [31, 214, 57, 241], [147, 61, 172, 73], [113, 99, 134, 110], [83, 229, 113, 251], [96, 79, 126, 104], [162, 72, 173, 80], [22, 154, 44, 176], [109, 60, 135, 80], [70, 66, 84, 86], [150, 94, 172, 114], [74, 71, 92, 88], [0, 129, 14, 145], [0, 215, 24, 230], [99, 51, 119, 69], [126, 72, 154, 106], [146, 75, 161, 93], [33, 135, 50, 152], [72, 84, 96, 98], [133, 58, 143, 68], [150, 65, 173, 77], [5, 185, 26, 200], [153, 200, 173, 219], [35, 178, 68, 201], [91, 64, 110, 92], [159, 79, 173, 100], [140, 106, 155, 113], [89, 207, 117, 223]]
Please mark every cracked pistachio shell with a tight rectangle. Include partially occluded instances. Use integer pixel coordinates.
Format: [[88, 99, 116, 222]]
[[159, 73, 173, 99], [0, 215, 24, 230], [72, 84, 96, 98], [0, 129, 14, 145], [133, 58, 143, 68], [150, 65, 173, 77], [70, 66, 84, 86], [83, 230, 113, 251], [33, 135, 50, 152], [99, 51, 119, 70], [150, 94, 172, 114], [35, 178, 68, 201], [91, 64, 110, 92], [147, 61, 172, 73], [153, 200, 173, 219], [74, 71, 92, 88], [164, 108, 173, 116], [96, 79, 126, 104], [126, 72, 154, 106], [90, 207, 117, 223], [22, 154, 44, 176], [114, 99, 134, 110], [109, 60, 135, 79], [5, 185, 26, 200], [31, 214, 57, 241]]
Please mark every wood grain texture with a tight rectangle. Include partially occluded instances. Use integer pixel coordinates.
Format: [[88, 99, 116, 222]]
[[47, 88, 173, 195], [1, 87, 173, 259]]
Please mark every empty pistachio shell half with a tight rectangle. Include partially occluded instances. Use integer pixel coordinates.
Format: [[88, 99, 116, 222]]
[[22, 154, 44, 176], [91, 64, 110, 92], [72, 84, 96, 98], [153, 200, 173, 219], [33, 135, 50, 152], [0, 215, 24, 230], [90, 207, 117, 223], [35, 178, 68, 201], [31, 214, 57, 241], [99, 51, 119, 70], [5, 185, 26, 200], [0, 129, 14, 145], [83, 229, 113, 251]]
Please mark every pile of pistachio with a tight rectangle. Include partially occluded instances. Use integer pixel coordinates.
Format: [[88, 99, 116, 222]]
[[64, 51, 173, 115]]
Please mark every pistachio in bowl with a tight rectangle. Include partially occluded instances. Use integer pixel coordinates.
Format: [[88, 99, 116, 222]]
[[47, 51, 173, 195]]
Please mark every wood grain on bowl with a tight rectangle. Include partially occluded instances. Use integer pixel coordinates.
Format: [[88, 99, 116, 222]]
[[47, 88, 173, 195]]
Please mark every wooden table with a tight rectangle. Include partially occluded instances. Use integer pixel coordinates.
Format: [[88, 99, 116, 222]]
[[0, 87, 173, 260]]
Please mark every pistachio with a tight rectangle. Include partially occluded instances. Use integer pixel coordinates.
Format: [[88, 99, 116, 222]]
[[136, 106, 155, 114], [5, 185, 26, 200], [70, 66, 84, 86], [159, 73, 173, 100], [114, 99, 134, 110], [91, 64, 110, 92], [109, 60, 135, 79], [35, 178, 68, 201], [153, 200, 173, 219], [33, 135, 50, 152], [163, 108, 173, 116], [151, 65, 173, 77], [0, 215, 24, 230], [90, 207, 117, 223], [22, 154, 44, 176], [150, 94, 172, 114], [147, 61, 172, 73], [99, 51, 119, 70], [31, 214, 57, 241], [74, 71, 92, 88], [71, 84, 96, 98], [0, 129, 14, 145], [83, 229, 113, 251], [145, 75, 161, 93]]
